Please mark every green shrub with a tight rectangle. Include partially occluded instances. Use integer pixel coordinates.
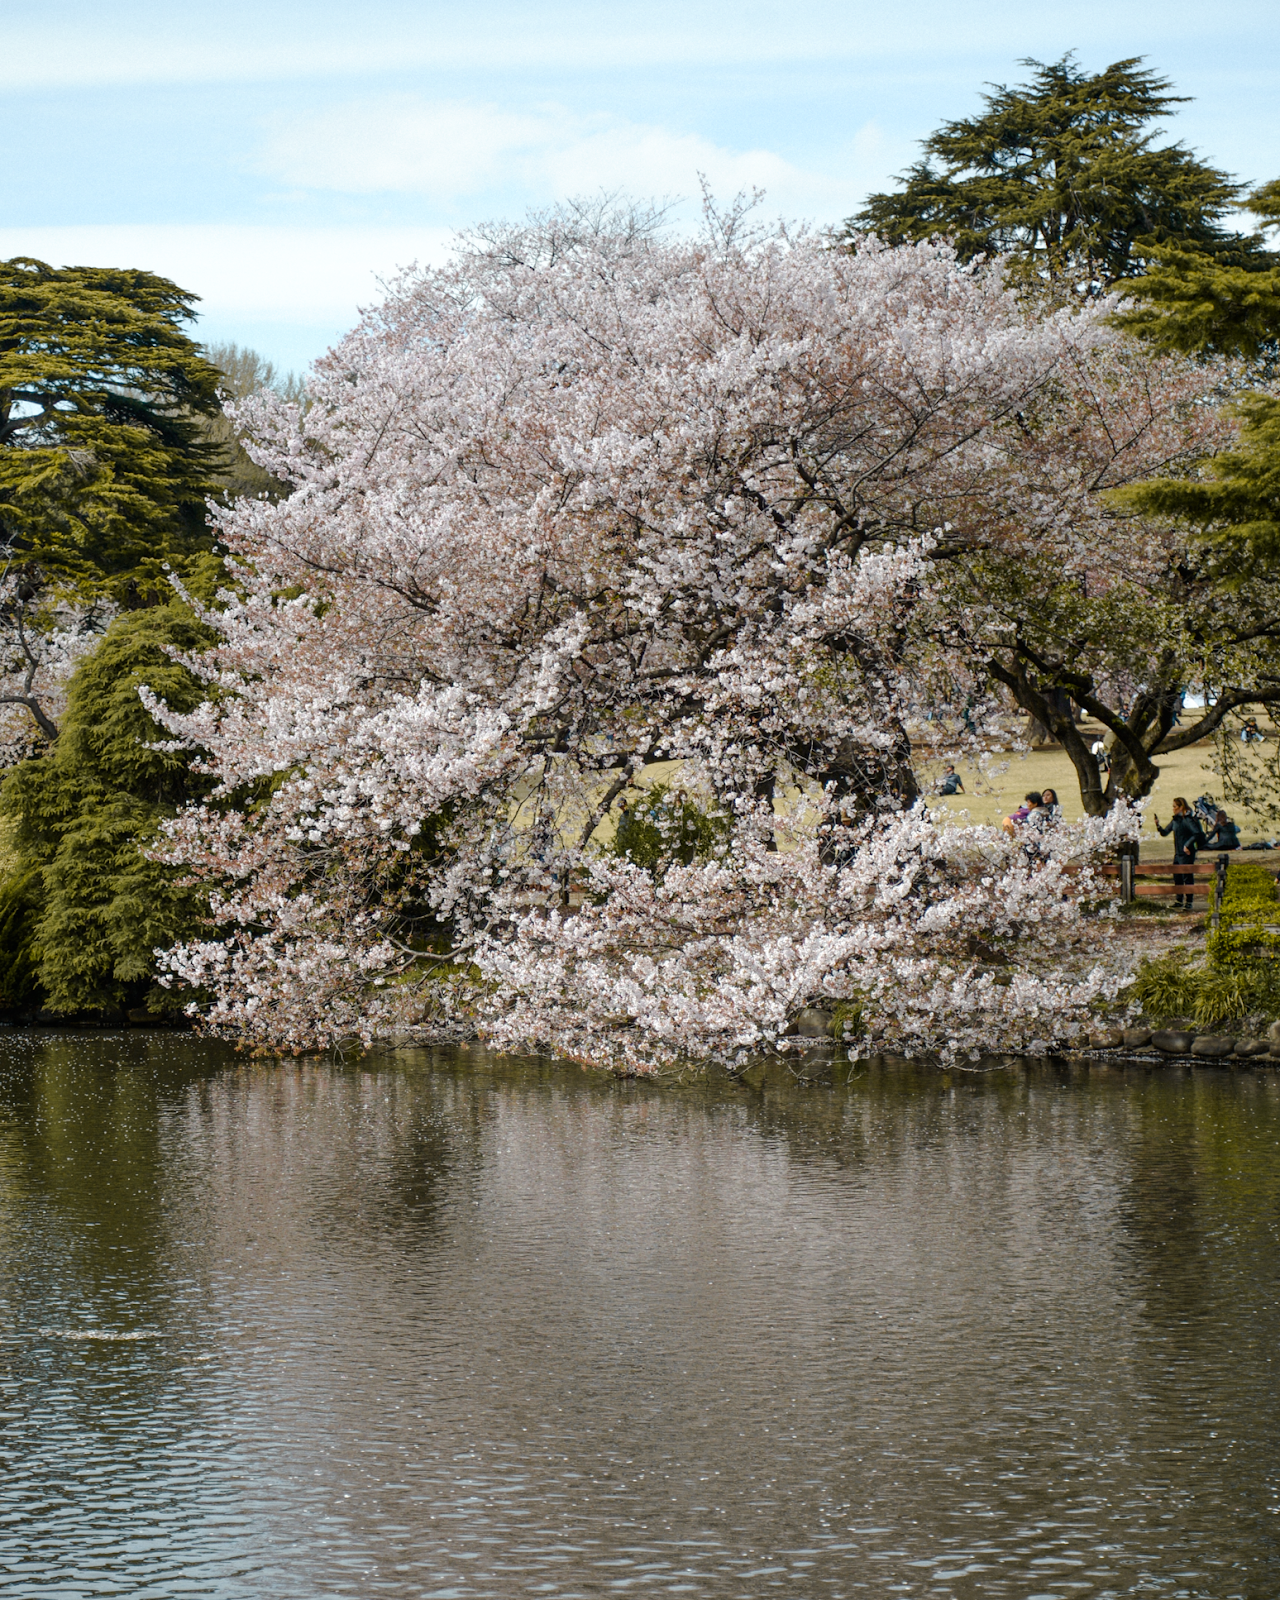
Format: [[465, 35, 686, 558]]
[[1190, 966, 1272, 1027], [1222, 862, 1279, 900], [1209, 861, 1280, 968], [0, 606, 215, 1016], [1126, 946, 1280, 1026], [608, 784, 730, 876], [1127, 948, 1200, 1021], [828, 998, 866, 1041]]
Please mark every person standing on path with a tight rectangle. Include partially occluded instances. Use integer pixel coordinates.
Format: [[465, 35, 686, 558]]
[[613, 795, 636, 858], [1154, 797, 1208, 909]]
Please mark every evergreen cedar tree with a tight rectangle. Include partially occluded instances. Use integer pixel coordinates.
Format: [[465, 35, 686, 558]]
[[0, 259, 227, 1018], [852, 52, 1280, 559], [849, 56, 1251, 293], [1115, 182, 1280, 562], [0, 610, 215, 1017], [1111, 181, 1280, 824], [853, 53, 1280, 807], [0, 257, 226, 598]]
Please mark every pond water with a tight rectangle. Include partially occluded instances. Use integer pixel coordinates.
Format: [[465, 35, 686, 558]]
[[1, 1032, 1279, 1599]]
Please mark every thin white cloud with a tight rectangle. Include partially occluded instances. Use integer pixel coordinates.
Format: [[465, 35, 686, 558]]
[[262, 102, 554, 200], [3, 0, 1235, 91], [0, 1, 1045, 89], [259, 97, 865, 220], [0, 224, 455, 321], [0, 11, 819, 89]]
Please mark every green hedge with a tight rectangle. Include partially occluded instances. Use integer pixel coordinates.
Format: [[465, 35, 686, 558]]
[[1209, 861, 1280, 967]]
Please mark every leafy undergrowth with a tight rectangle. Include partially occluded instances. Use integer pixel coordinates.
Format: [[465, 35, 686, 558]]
[[1121, 863, 1280, 1028], [1126, 949, 1278, 1027], [1209, 861, 1280, 966]]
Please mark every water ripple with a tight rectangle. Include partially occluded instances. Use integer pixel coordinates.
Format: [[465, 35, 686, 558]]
[[0, 1035, 1277, 1596]]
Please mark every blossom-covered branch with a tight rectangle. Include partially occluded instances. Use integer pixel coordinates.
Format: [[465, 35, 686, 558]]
[[142, 208, 1170, 1057], [0, 568, 110, 762], [477, 803, 1142, 1073]]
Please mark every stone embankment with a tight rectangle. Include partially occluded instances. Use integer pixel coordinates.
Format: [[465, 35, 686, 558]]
[[1081, 1020, 1280, 1061], [789, 1010, 1280, 1063]]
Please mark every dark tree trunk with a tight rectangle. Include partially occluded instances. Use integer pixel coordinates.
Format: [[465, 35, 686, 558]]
[[988, 660, 1111, 815], [753, 771, 778, 851], [788, 724, 919, 862]]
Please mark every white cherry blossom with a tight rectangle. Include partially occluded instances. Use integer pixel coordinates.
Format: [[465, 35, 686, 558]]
[[145, 211, 1180, 1060]]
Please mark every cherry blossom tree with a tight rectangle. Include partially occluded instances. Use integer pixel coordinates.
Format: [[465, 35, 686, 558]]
[[477, 803, 1141, 1074], [924, 332, 1279, 812], [146, 205, 1160, 1061], [0, 569, 110, 763]]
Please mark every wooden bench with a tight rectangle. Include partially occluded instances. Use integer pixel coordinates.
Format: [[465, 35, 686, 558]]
[[1101, 860, 1220, 899], [1100, 856, 1229, 911]]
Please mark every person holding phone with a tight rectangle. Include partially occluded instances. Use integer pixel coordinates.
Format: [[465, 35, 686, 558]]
[[1154, 797, 1208, 909]]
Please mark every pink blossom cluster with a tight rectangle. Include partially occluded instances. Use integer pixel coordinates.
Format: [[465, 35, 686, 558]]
[[0, 576, 111, 761], [477, 803, 1141, 1073], [142, 210, 1202, 1061]]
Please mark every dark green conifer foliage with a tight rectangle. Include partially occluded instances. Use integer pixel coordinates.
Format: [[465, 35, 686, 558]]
[[1112, 392, 1280, 560], [0, 280, 297, 1014], [0, 607, 214, 1016], [0, 865, 41, 1011], [849, 56, 1245, 291], [0, 258, 226, 598], [1114, 185, 1280, 559], [1117, 183, 1280, 358]]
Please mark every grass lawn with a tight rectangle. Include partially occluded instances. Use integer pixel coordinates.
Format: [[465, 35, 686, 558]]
[[606, 724, 1278, 865], [919, 720, 1278, 860]]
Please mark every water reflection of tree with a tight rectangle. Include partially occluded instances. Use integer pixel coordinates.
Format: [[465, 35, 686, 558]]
[[1116, 1067, 1280, 1327], [0, 1034, 190, 1323], [0, 1031, 230, 1443], [729, 1055, 1063, 1178], [301, 1051, 482, 1248], [1101, 1068, 1280, 1557]]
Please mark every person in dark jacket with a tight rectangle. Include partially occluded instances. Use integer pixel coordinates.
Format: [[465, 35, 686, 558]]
[[613, 795, 636, 857], [1154, 797, 1208, 908], [1205, 810, 1241, 851]]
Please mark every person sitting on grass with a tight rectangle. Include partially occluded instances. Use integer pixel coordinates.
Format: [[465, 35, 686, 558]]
[[1154, 797, 1208, 909], [1020, 791, 1060, 859], [1204, 810, 1241, 852], [1003, 792, 1042, 838], [937, 764, 964, 795]]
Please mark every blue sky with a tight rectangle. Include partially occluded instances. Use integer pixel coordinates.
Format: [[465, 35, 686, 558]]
[[4, 0, 1278, 376]]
